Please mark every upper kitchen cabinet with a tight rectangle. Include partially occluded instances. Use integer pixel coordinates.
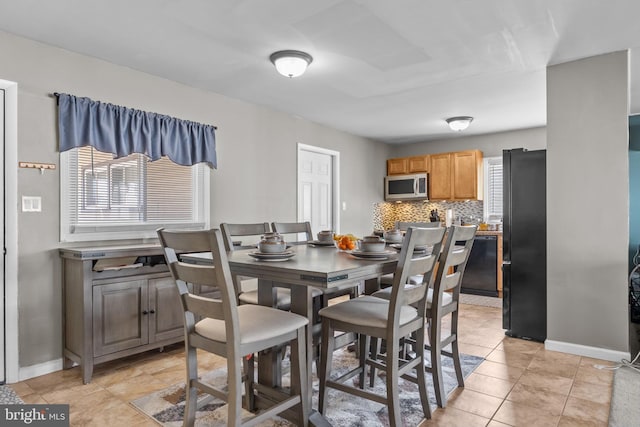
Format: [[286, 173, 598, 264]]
[[429, 153, 453, 200], [429, 150, 483, 200], [387, 155, 430, 175]]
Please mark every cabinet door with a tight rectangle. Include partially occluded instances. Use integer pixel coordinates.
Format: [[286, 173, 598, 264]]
[[452, 150, 481, 200], [93, 280, 148, 357], [407, 155, 429, 173], [429, 153, 453, 200], [149, 276, 184, 343], [387, 158, 408, 175]]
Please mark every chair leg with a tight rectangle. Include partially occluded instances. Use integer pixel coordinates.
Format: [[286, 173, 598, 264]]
[[227, 354, 244, 427], [385, 336, 401, 427], [291, 328, 309, 427], [415, 326, 432, 420], [369, 337, 378, 388], [358, 334, 369, 389], [429, 315, 446, 408], [450, 309, 464, 387], [318, 319, 335, 414], [243, 354, 255, 411], [183, 343, 199, 427]]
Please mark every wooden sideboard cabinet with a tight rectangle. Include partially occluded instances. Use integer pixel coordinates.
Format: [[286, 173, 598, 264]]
[[60, 244, 185, 384]]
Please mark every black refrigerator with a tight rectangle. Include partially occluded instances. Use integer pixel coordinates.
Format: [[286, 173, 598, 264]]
[[502, 148, 546, 342]]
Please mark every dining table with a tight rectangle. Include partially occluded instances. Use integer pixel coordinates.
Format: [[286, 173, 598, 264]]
[[182, 242, 398, 427]]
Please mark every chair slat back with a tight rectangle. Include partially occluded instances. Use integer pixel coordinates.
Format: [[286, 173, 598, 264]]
[[395, 221, 441, 231], [158, 228, 238, 326], [405, 253, 439, 279], [220, 222, 271, 251], [271, 221, 313, 242], [434, 225, 477, 295], [389, 226, 446, 316], [183, 293, 225, 320]]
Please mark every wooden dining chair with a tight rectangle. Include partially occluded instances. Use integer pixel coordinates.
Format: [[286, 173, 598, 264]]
[[317, 226, 446, 426], [373, 225, 477, 407], [220, 222, 292, 309], [423, 224, 477, 407], [157, 228, 309, 427]]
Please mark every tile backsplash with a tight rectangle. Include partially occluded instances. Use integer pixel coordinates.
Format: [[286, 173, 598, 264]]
[[373, 200, 484, 230]]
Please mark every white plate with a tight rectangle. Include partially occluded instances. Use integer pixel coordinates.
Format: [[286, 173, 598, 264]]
[[390, 244, 431, 254], [249, 256, 293, 262], [308, 240, 336, 247], [349, 249, 396, 259], [248, 250, 295, 260]]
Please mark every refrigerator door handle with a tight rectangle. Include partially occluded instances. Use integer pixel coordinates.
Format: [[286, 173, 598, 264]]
[[502, 261, 511, 331]]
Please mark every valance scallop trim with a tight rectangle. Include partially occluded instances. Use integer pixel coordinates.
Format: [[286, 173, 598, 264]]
[[57, 93, 217, 169]]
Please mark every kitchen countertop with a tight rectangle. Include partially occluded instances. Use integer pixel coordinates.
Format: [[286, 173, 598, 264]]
[[476, 230, 503, 236]]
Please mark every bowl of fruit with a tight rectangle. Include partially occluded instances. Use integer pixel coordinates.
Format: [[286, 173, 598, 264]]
[[333, 234, 358, 251]]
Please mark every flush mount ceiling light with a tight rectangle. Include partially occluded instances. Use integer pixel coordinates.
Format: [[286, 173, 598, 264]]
[[269, 50, 313, 78], [446, 116, 474, 131]]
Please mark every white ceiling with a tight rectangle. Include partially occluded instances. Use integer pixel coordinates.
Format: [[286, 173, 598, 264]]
[[1, 0, 640, 144]]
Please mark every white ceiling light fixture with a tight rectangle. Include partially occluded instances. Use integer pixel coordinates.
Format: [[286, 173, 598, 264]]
[[446, 116, 474, 131], [270, 50, 313, 78]]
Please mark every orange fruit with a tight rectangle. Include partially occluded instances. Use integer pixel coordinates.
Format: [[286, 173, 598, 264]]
[[347, 241, 355, 250]]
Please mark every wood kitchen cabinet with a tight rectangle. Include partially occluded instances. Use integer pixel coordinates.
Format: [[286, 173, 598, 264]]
[[60, 244, 185, 383], [429, 150, 483, 200], [387, 155, 430, 175], [428, 153, 453, 199]]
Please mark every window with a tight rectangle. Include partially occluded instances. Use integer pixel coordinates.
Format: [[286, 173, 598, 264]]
[[61, 146, 209, 242], [483, 156, 503, 222]]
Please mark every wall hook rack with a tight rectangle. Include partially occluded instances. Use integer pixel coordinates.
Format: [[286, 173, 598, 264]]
[[19, 162, 56, 174]]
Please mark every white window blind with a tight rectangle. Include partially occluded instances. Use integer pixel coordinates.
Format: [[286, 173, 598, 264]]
[[61, 146, 209, 242], [483, 157, 503, 222]]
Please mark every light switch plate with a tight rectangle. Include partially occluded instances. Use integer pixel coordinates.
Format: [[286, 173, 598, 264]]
[[22, 196, 42, 212]]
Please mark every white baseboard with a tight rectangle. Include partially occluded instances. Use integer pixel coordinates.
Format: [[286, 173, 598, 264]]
[[18, 358, 63, 382], [545, 340, 631, 362]]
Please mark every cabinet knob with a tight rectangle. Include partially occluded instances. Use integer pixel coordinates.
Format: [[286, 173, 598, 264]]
[[149, 309, 156, 314], [142, 310, 149, 315]]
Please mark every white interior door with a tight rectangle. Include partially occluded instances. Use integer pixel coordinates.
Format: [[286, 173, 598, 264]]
[[297, 144, 339, 236]]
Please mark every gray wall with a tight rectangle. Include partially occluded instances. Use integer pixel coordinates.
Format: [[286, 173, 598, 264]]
[[547, 51, 629, 355], [390, 127, 546, 158], [0, 31, 391, 369]]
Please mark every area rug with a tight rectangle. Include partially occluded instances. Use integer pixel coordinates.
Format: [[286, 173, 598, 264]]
[[0, 385, 24, 404], [131, 349, 483, 426], [459, 293, 502, 308], [609, 365, 640, 426]]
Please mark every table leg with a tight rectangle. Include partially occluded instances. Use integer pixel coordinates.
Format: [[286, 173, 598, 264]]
[[290, 285, 315, 411], [257, 279, 281, 387], [364, 277, 381, 295]]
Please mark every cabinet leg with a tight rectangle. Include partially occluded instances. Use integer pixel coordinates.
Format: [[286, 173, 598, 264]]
[[63, 356, 75, 370], [82, 362, 94, 384]]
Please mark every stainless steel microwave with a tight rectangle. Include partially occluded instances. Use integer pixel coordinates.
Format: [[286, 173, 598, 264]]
[[384, 173, 428, 201]]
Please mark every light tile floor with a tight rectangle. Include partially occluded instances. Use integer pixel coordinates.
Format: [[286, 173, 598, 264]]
[[11, 303, 614, 426]]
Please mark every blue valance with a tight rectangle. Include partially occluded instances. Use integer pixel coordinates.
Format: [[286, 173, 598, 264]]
[[57, 93, 217, 169]]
